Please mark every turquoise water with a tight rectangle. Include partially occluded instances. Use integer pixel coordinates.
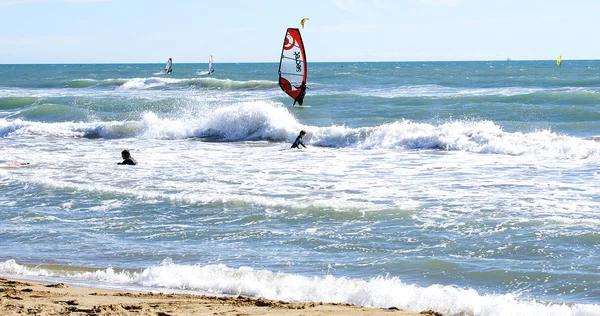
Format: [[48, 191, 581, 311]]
[[1, 61, 600, 315]]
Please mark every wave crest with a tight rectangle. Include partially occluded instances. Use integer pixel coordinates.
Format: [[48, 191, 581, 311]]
[[2, 102, 599, 159]]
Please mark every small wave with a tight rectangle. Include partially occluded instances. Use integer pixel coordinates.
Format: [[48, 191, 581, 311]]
[[19, 103, 89, 122], [0, 259, 597, 316], [115, 77, 277, 90], [27, 77, 278, 91], [0, 101, 301, 141], [65, 78, 103, 88], [349, 85, 600, 107], [351, 85, 566, 100], [0, 97, 39, 110], [0, 117, 152, 139], [18, 78, 127, 89], [308, 120, 600, 159], [117, 77, 183, 90], [6, 76, 278, 91]]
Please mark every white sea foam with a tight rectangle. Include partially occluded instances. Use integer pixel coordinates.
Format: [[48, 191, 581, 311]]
[[352, 85, 546, 99], [2, 102, 600, 160], [115, 77, 277, 90], [117, 77, 180, 90], [0, 259, 597, 316]]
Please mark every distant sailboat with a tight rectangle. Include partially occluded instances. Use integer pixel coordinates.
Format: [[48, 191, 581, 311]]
[[165, 57, 173, 74], [208, 55, 215, 75], [556, 55, 562, 66]]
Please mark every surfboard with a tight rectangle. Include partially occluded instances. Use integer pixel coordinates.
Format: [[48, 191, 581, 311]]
[[278, 28, 307, 105], [5, 163, 30, 167], [556, 55, 562, 66], [165, 58, 173, 74], [208, 55, 214, 74]]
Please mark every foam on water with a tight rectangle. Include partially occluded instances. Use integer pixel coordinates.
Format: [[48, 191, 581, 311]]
[[354, 85, 548, 99], [116, 77, 277, 90], [0, 259, 597, 316]]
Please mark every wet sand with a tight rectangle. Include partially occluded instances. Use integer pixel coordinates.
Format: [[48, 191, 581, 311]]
[[0, 277, 443, 315]]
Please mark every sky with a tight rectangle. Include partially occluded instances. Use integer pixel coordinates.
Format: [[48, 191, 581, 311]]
[[1, 0, 600, 64]]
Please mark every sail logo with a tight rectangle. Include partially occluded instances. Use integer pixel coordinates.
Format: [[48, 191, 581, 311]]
[[284, 35, 296, 50], [294, 52, 302, 72]]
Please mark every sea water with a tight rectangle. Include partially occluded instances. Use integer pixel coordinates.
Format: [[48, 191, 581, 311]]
[[1, 61, 600, 315]]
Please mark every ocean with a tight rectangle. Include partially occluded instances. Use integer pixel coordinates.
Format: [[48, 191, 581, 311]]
[[1, 61, 599, 315]]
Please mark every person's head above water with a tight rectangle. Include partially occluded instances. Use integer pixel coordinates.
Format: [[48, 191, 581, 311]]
[[299, 130, 306, 137], [118, 150, 137, 165]]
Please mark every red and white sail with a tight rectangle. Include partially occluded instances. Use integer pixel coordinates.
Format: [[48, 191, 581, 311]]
[[278, 28, 307, 101]]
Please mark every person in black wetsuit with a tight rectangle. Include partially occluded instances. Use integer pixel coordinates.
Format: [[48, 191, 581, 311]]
[[292, 81, 307, 106], [118, 150, 137, 165], [291, 130, 307, 149]]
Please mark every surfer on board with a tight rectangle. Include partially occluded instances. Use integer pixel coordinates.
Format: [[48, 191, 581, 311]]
[[291, 130, 307, 149], [118, 150, 137, 165], [292, 81, 307, 106]]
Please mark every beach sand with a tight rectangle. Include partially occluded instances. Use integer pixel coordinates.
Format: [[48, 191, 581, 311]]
[[0, 277, 442, 315]]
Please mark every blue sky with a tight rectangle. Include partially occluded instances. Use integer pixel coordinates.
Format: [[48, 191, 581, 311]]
[[1, 0, 599, 63]]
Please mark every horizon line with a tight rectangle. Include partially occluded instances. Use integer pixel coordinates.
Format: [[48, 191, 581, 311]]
[[1, 58, 598, 65]]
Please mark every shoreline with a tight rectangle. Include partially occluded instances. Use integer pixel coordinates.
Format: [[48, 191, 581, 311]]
[[0, 277, 441, 315]]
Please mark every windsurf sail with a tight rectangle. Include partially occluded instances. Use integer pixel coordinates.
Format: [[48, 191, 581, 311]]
[[556, 55, 562, 66], [208, 55, 214, 74], [300, 17, 309, 29], [278, 28, 307, 104], [165, 57, 173, 74]]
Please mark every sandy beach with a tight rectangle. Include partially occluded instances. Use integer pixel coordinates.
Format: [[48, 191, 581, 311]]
[[0, 278, 441, 315]]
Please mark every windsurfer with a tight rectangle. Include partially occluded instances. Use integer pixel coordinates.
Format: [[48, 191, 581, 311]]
[[291, 130, 307, 149], [293, 81, 308, 106], [165, 58, 173, 74]]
